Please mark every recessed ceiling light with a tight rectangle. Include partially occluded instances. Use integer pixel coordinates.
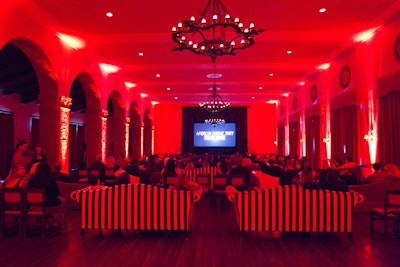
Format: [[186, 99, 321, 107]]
[[319, 8, 327, 13], [138, 52, 144, 56], [259, 86, 263, 90], [298, 81, 305, 86], [174, 96, 178, 100], [207, 73, 222, 78], [106, 12, 113, 17], [252, 96, 255, 99], [317, 63, 330, 70], [156, 74, 160, 78], [166, 87, 171, 91], [287, 50, 293, 54], [269, 73, 274, 77]]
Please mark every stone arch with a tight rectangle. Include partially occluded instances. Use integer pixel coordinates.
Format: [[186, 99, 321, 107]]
[[0, 39, 59, 168], [107, 90, 126, 160], [129, 101, 141, 161], [143, 108, 152, 157], [69, 72, 101, 169]]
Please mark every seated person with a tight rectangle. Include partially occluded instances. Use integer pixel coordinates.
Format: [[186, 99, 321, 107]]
[[89, 155, 106, 183], [28, 161, 67, 230], [383, 163, 400, 179], [115, 167, 140, 185], [335, 157, 359, 184], [365, 162, 387, 183], [117, 172, 130, 185], [52, 162, 72, 183], [4, 163, 29, 189], [279, 169, 302, 186], [227, 157, 251, 189], [301, 168, 315, 187], [325, 170, 348, 192], [169, 173, 201, 191]]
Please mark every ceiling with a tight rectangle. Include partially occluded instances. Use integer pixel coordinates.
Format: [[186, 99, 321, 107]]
[[17, 0, 400, 105]]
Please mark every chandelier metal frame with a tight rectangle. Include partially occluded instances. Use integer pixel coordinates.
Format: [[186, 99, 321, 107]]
[[199, 84, 230, 113], [171, 0, 264, 62]]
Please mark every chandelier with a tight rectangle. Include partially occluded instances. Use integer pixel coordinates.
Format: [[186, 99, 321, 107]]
[[199, 83, 230, 113], [171, 0, 264, 62]]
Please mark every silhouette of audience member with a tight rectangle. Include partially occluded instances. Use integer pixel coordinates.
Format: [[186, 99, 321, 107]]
[[169, 173, 200, 191], [89, 155, 105, 185], [365, 163, 386, 183], [279, 169, 302, 186], [52, 162, 72, 183], [31, 145, 47, 164]]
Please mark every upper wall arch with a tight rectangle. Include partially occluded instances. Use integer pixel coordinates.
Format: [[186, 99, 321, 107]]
[[6, 38, 58, 103]]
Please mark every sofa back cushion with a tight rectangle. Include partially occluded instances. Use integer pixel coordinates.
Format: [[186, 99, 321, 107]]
[[75, 184, 195, 230], [234, 185, 363, 232]]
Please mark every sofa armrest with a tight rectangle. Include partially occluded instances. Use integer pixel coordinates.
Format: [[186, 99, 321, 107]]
[[226, 185, 238, 201]]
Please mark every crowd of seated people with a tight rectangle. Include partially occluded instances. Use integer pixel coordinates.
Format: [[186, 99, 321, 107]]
[[77, 150, 400, 195]]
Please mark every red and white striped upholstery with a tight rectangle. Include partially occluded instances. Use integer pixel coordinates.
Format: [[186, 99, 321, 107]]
[[226, 185, 364, 232], [71, 184, 202, 231]]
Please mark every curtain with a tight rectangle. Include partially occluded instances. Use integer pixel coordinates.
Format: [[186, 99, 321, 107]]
[[143, 111, 152, 156], [306, 115, 320, 170], [331, 105, 358, 163], [289, 121, 299, 156], [31, 117, 40, 150], [69, 124, 85, 170], [277, 125, 285, 156], [181, 107, 247, 154], [0, 112, 14, 178], [378, 90, 400, 167]]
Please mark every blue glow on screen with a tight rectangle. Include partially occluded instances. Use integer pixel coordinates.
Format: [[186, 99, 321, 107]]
[[193, 123, 236, 147]]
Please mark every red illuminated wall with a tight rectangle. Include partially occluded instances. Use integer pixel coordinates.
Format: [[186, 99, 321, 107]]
[[247, 104, 277, 154], [153, 104, 183, 154]]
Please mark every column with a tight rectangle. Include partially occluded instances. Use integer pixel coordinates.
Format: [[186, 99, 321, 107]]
[[101, 109, 108, 163], [58, 96, 72, 174], [125, 117, 130, 158]]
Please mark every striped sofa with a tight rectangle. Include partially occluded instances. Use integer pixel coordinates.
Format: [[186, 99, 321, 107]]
[[71, 184, 202, 238], [226, 185, 364, 237]]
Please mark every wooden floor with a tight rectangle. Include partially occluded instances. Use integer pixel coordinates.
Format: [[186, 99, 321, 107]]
[[1, 197, 400, 267]]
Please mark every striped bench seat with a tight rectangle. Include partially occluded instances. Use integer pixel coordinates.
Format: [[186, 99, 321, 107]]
[[71, 184, 202, 238], [226, 185, 364, 238]]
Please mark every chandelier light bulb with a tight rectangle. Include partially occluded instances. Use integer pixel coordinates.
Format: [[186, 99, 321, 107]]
[[171, 0, 264, 62]]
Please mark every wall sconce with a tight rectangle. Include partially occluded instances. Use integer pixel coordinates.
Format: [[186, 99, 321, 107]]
[[363, 129, 375, 142], [323, 135, 330, 143], [273, 141, 278, 145]]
